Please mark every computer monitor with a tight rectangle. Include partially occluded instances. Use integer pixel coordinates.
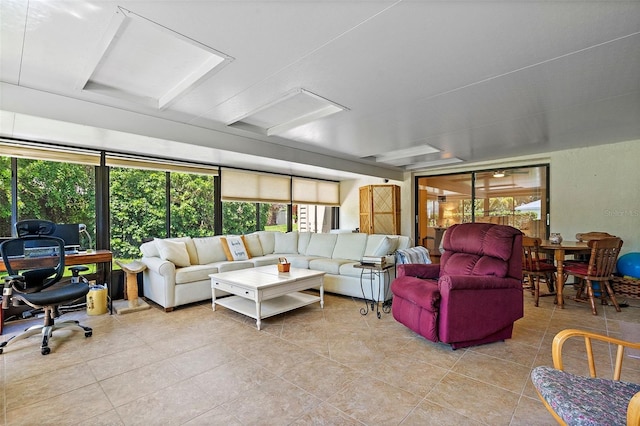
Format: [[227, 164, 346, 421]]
[[52, 223, 80, 249]]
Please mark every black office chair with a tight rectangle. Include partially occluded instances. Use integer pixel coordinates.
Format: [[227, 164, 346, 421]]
[[0, 220, 92, 355]]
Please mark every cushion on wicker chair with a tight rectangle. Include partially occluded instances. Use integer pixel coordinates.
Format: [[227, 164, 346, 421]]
[[531, 365, 640, 426]]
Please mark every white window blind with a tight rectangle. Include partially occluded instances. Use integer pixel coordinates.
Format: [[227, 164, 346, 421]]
[[105, 154, 218, 175], [292, 177, 340, 206], [0, 140, 101, 165], [221, 169, 291, 203]]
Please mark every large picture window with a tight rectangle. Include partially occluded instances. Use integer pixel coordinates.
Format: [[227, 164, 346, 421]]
[[0, 156, 11, 236]]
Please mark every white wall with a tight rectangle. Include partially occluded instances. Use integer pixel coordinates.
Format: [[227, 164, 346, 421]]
[[339, 140, 639, 254], [550, 140, 639, 255], [339, 177, 411, 239]]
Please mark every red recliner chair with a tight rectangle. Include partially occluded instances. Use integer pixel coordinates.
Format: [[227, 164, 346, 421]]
[[391, 223, 523, 349]]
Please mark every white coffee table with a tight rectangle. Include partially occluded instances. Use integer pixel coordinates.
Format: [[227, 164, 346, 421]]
[[210, 265, 325, 330]]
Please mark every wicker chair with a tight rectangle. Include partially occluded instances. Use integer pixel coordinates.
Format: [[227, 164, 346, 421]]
[[531, 329, 640, 425]]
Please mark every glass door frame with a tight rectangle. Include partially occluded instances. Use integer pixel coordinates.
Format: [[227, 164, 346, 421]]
[[414, 164, 550, 258]]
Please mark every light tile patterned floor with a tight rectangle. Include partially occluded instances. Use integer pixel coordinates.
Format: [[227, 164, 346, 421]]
[[2, 287, 640, 425]]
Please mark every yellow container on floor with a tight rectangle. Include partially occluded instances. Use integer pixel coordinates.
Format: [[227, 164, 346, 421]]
[[87, 284, 108, 315]]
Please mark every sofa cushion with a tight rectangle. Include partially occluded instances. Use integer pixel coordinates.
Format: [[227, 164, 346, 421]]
[[155, 239, 191, 267], [332, 233, 367, 261], [175, 264, 218, 284], [217, 260, 254, 272], [309, 258, 353, 275], [339, 262, 364, 277], [193, 236, 227, 264], [290, 256, 316, 269], [274, 232, 298, 253], [243, 233, 263, 257], [255, 231, 276, 255], [306, 233, 338, 258], [364, 235, 399, 257], [221, 236, 251, 261], [298, 232, 312, 254], [249, 255, 280, 267]]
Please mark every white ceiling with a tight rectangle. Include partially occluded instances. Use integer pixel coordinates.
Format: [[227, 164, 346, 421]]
[[1, 1, 639, 181]]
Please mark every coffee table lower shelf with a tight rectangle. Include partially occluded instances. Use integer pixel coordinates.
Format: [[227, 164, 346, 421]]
[[215, 292, 320, 323]]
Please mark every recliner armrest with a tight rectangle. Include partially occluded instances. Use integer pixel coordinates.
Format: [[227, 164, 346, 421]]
[[438, 275, 522, 291], [397, 263, 439, 279]]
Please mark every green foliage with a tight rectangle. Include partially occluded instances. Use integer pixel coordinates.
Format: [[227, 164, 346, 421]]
[[15, 159, 95, 237], [110, 168, 166, 259], [170, 172, 215, 237], [3, 158, 288, 259], [0, 156, 11, 235]]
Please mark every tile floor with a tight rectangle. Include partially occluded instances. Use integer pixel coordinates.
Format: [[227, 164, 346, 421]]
[[2, 286, 640, 425]]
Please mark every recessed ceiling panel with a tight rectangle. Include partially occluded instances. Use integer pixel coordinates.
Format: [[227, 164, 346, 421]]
[[78, 7, 232, 109], [229, 89, 346, 136]]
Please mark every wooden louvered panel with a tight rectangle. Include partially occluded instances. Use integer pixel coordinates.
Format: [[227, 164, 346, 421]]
[[359, 185, 400, 234]]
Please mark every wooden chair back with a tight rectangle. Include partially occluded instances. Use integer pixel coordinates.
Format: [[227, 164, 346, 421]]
[[576, 231, 616, 242], [585, 237, 623, 279], [533, 329, 640, 425]]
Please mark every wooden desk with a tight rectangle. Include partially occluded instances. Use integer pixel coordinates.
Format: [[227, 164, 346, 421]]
[[539, 241, 590, 308], [1, 250, 113, 317]]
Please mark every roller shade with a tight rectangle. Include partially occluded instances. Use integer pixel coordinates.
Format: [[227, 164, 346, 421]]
[[106, 154, 218, 175], [221, 168, 291, 203], [292, 177, 340, 206], [0, 140, 100, 165]]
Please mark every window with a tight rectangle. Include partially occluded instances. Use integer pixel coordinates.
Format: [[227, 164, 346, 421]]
[[417, 166, 548, 254], [107, 154, 218, 261], [109, 167, 166, 260], [170, 172, 215, 237], [0, 155, 12, 236]]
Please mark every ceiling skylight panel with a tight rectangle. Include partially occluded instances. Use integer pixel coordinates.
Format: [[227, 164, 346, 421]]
[[78, 7, 233, 109], [229, 89, 347, 136]]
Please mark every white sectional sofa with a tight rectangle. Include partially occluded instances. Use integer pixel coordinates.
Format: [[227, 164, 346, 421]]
[[139, 231, 410, 311]]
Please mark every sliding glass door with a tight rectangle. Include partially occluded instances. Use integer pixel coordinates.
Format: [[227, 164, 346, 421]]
[[417, 166, 548, 260]]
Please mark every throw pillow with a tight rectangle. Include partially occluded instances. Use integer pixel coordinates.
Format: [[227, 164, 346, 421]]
[[365, 235, 397, 257], [242, 233, 264, 257], [193, 236, 227, 264], [221, 236, 251, 261], [155, 239, 191, 267], [140, 240, 159, 258]]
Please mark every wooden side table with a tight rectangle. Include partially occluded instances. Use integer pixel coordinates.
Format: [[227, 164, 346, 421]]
[[114, 260, 151, 314]]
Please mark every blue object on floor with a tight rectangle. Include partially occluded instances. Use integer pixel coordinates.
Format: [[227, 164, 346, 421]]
[[617, 252, 640, 279]]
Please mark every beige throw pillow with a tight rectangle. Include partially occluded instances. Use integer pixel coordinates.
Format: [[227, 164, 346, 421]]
[[155, 239, 191, 267]]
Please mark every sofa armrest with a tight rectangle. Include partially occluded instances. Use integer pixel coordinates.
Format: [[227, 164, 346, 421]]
[[397, 263, 440, 280], [141, 256, 176, 276]]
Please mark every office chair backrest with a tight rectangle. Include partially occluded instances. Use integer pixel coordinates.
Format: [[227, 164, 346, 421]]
[[15, 219, 57, 238], [0, 220, 66, 293]]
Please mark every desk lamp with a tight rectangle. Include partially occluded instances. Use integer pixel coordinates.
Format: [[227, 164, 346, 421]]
[[78, 223, 93, 253]]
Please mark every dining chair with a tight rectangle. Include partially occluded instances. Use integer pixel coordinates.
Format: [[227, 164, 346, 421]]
[[564, 237, 623, 315], [522, 236, 556, 306], [531, 329, 640, 425]]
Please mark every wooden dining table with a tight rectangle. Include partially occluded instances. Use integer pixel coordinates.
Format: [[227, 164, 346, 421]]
[[539, 240, 590, 308]]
